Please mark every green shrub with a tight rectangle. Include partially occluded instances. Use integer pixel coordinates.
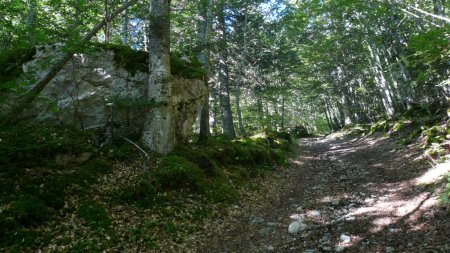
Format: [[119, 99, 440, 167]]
[[370, 120, 390, 133], [438, 173, 450, 206], [152, 155, 207, 192], [78, 199, 111, 229], [0, 47, 36, 86], [271, 148, 286, 165], [8, 195, 49, 227], [0, 124, 93, 168]]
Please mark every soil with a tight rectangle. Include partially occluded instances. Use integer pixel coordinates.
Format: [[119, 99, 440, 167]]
[[188, 133, 450, 253]]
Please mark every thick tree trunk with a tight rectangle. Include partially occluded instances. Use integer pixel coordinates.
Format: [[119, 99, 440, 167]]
[[2, 0, 139, 124], [218, 3, 236, 138], [141, 0, 173, 154]]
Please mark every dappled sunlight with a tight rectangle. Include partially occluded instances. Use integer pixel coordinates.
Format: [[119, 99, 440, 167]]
[[416, 161, 450, 185]]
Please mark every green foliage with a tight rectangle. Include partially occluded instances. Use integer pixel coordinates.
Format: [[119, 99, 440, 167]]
[[438, 173, 450, 206], [152, 155, 208, 192], [0, 123, 93, 168], [7, 195, 49, 227], [78, 199, 111, 229], [370, 120, 389, 133], [289, 125, 311, 138], [0, 47, 36, 86], [92, 43, 205, 78], [170, 52, 206, 79]]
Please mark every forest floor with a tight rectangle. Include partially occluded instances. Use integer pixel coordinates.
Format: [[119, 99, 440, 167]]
[[187, 133, 450, 253]]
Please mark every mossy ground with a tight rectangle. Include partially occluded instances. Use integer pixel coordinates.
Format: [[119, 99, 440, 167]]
[[0, 123, 294, 252]]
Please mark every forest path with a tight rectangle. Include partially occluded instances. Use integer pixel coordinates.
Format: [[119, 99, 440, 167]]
[[191, 134, 449, 253]]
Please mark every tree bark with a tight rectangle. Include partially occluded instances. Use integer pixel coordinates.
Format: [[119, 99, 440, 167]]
[[25, 0, 37, 45], [120, 0, 128, 45], [2, 0, 139, 125], [218, 2, 236, 138], [197, 0, 212, 141], [141, 0, 173, 154]]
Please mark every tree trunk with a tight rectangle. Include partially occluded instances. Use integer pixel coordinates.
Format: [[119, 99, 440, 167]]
[[26, 0, 37, 45], [104, 0, 111, 43], [218, 2, 236, 138], [197, 0, 212, 141], [120, 0, 128, 45], [2, 0, 139, 125], [141, 0, 173, 154]]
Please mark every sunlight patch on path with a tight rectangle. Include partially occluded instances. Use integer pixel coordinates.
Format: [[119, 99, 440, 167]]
[[416, 161, 450, 185]]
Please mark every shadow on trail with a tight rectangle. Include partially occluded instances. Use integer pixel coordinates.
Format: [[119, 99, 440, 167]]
[[293, 135, 450, 253]]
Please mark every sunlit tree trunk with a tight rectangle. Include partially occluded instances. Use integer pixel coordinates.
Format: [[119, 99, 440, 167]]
[[366, 42, 395, 117], [142, 0, 174, 153], [26, 0, 37, 45], [218, 2, 236, 138], [104, 0, 111, 43]]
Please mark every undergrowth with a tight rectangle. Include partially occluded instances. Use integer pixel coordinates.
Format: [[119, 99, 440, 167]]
[[0, 122, 294, 252]]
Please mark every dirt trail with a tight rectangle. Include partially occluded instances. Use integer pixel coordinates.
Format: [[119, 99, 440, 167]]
[[190, 134, 450, 253]]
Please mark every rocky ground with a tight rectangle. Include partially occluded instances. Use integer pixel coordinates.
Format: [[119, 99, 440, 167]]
[[187, 133, 450, 253]]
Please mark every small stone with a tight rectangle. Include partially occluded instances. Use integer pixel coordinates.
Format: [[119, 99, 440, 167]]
[[250, 217, 264, 225], [288, 221, 308, 234], [385, 246, 394, 253], [345, 216, 356, 221], [335, 245, 345, 252], [340, 234, 351, 243], [310, 210, 321, 217], [331, 199, 340, 206], [267, 245, 275, 251], [322, 246, 332, 251]]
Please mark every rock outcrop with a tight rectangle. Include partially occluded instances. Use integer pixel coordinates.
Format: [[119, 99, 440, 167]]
[[1, 44, 207, 146]]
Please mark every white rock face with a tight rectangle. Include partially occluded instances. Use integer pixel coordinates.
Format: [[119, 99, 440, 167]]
[[3, 44, 207, 146], [288, 221, 308, 234]]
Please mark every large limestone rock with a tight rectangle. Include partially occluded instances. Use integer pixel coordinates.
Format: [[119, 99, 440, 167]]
[[2, 44, 207, 146]]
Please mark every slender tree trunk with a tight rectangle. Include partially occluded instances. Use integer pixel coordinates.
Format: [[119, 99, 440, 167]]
[[2, 0, 139, 124], [218, 2, 236, 138], [366, 41, 395, 117], [142, 20, 149, 51], [255, 86, 264, 129], [120, 0, 128, 45], [141, 0, 173, 154], [197, 0, 213, 141], [26, 0, 37, 45], [104, 0, 111, 43]]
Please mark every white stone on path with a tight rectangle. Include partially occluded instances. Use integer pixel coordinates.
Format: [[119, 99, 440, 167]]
[[385, 246, 394, 253], [339, 234, 351, 243], [288, 221, 308, 234]]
